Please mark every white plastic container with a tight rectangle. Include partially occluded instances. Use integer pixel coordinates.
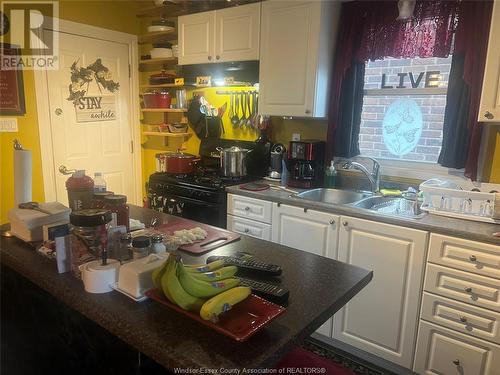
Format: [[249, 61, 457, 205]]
[[117, 254, 167, 299], [79, 259, 120, 293]]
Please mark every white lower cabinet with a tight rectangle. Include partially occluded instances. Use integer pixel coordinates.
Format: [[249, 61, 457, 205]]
[[333, 216, 428, 369], [414, 321, 500, 375], [226, 214, 271, 241], [272, 203, 339, 336]]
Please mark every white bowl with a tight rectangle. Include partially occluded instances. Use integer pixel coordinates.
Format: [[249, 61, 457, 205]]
[[150, 48, 173, 59]]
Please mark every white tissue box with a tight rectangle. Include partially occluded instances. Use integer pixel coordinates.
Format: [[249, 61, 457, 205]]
[[117, 254, 167, 299]]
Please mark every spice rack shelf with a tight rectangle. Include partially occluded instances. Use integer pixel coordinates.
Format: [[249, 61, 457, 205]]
[[139, 30, 177, 45], [141, 108, 187, 113], [142, 131, 192, 146]]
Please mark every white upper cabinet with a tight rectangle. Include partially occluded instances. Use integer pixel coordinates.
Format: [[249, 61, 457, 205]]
[[333, 216, 428, 369], [178, 3, 260, 65], [215, 3, 260, 63], [258, 0, 340, 117], [479, 0, 500, 123], [178, 11, 215, 65]]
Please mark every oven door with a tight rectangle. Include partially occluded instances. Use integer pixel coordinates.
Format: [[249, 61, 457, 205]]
[[149, 193, 225, 228]]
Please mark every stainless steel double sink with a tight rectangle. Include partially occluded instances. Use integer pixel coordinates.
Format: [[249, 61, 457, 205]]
[[291, 188, 424, 219]]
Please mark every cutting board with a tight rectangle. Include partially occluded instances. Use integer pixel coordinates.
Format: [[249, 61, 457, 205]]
[[157, 218, 240, 254]]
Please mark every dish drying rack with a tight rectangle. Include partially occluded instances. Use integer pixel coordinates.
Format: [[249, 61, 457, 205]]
[[419, 179, 500, 224]]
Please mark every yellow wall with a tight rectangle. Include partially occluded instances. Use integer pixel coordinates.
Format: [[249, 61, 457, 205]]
[[0, 1, 140, 224], [487, 127, 500, 182]]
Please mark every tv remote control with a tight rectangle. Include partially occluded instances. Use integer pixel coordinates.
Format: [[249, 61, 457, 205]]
[[237, 276, 289, 305], [206, 255, 282, 276]]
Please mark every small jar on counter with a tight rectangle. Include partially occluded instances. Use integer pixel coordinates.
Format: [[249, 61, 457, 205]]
[[131, 236, 151, 259], [104, 194, 129, 231], [91, 191, 114, 209], [69, 209, 112, 278], [151, 234, 166, 254]]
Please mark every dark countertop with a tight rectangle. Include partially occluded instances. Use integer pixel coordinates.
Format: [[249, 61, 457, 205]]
[[0, 205, 372, 371], [226, 183, 500, 246]]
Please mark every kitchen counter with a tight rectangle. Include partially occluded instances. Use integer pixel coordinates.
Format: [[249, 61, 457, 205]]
[[226, 182, 500, 245], [0, 205, 372, 372]]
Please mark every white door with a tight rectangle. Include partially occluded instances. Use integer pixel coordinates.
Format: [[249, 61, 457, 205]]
[[178, 11, 216, 65], [258, 1, 320, 117], [334, 216, 428, 369], [479, 0, 500, 123], [414, 321, 500, 375], [272, 203, 339, 336], [215, 3, 260, 63], [44, 31, 135, 205]]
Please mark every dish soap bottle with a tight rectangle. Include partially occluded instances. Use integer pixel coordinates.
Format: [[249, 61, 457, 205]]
[[325, 160, 337, 188]]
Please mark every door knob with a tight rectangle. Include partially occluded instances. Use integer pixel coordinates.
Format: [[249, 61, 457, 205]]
[[469, 255, 477, 262], [459, 316, 467, 323], [342, 220, 348, 226], [55, 108, 63, 116], [464, 287, 472, 293], [329, 219, 335, 225], [484, 111, 494, 120], [244, 228, 249, 233]]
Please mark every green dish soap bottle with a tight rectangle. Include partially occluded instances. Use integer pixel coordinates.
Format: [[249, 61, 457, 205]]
[[325, 160, 337, 188]]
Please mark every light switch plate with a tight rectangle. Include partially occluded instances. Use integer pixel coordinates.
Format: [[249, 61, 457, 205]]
[[292, 133, 301, 141], [0, 118, 18, 132]]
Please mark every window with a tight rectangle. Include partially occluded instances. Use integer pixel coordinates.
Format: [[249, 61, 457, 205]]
[[359, 56, 452, 163]]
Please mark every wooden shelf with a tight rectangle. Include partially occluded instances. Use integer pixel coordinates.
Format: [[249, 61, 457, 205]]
[[140, 84, 189, 89], [138, 30, 177, 45], [143, 131, 191, 137], [141, 108, 187, 113], [139, 57, 177, 66]]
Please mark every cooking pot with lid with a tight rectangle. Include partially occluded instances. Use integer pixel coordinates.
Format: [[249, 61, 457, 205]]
[[155, 150, 200, 174], [216, 146, 252, 177]]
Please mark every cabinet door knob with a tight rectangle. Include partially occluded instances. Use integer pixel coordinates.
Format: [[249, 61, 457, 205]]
[[244, 206, 250, 211], [244, 228, 249, 233], [305, 109, 311, 115], [329, 219, 335, 225], [459, 316, 467, 323], [484, 111, 494, 120], [216, 55, 220, 60], [55, 108, 63, 116], [469, 255, 477, 262], [342, 220, 348, 226], [453, 360, 460, 366], [208, 55, 212, 61], [464, 287, 473, 293]]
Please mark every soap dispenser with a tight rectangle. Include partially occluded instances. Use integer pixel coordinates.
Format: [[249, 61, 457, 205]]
[[325, 160, 337, 188]]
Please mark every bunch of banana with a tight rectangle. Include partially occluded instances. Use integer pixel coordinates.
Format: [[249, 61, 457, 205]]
[[152, 254, 251, 320]]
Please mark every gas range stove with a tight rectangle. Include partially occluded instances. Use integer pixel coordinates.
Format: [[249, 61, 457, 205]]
[[147, 138, 270, 228]]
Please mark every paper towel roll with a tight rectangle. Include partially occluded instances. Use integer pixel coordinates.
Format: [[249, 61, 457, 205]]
[[14, 149, 32, 205]]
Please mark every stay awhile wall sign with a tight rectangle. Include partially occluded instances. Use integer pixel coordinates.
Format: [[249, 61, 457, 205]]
[[67, 58, 120, 123]]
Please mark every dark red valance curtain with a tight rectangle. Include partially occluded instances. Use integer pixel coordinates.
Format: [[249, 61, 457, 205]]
[[327, 0, 492, 180], [327, 0, 460, 162]]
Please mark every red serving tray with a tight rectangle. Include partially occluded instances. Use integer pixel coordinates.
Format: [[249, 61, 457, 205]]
[[157, 220, 240, 254], [145, 288, 285, 342]]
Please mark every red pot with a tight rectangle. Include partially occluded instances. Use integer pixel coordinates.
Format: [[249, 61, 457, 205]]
[[143, 91, 172, 108], [161, 151, 200, 174]]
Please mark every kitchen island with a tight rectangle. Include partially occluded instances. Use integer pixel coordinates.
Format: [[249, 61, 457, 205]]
[[0, 205, 372, 373]]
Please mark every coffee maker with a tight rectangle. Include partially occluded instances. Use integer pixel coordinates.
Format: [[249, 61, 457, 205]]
[[287, 140, 325, 188]]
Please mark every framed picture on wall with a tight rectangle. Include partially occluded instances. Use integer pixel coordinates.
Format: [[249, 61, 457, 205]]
[[0, 43, 26, 115]]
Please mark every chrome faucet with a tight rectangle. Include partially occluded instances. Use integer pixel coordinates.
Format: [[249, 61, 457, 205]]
[[342, 157, 381, 193]]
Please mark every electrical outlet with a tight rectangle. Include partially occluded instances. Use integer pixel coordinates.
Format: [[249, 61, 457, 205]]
[[0, 118, 18, 132], [292, 133, 301, 141]]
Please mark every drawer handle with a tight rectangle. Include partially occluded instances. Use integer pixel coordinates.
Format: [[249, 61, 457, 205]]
[[464, 287, 473, 293], [303, 207, 308, 213], [453, 359, 460, 366], [244, 206, 250, 211], [244, 228, 250, 233], [469, 255, 477, 262], [329, 219, 335, 225], [459, 316, 467, 323], [484, 111, 494, 120]]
